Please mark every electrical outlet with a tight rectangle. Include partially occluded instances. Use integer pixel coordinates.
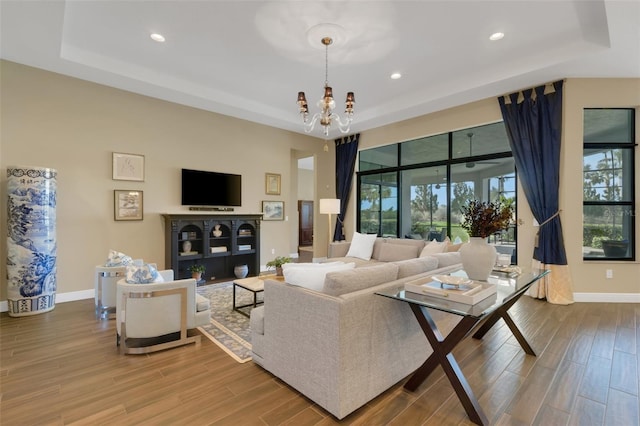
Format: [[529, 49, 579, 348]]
[[271, 248, 275, 254], [606, 269, 613, 279]]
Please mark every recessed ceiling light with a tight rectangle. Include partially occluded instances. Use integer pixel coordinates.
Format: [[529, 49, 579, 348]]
[[390, 72, 402, 80], [150, 33, 165, 43], [489, 32, 504, 41]]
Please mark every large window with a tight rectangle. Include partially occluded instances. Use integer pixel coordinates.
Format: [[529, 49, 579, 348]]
[[358, 122, 516, 259], [583, 109, 635, 260]]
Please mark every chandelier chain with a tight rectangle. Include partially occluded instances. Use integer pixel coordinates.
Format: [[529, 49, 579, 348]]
[[325, 42, 329, 86]]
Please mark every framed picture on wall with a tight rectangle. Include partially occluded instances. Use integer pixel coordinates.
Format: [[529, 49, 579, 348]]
[[262, 200, 284, 221], [114, 190, 143, 221], [113, 152, 145, 181], [265, 173, 281, 195]]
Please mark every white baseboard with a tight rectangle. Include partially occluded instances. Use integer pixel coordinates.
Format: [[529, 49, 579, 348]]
[[573, 292, 640, 303], [2, 290, 637, 313]]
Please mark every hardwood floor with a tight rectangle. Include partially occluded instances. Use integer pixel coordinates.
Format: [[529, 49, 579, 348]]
[[1, 297, 638, 425]]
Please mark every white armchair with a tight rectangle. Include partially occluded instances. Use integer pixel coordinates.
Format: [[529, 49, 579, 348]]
[[116, 269, 211, 354]]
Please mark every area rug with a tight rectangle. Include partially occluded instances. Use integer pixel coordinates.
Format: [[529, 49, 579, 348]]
[[196, 281, 259, 363]]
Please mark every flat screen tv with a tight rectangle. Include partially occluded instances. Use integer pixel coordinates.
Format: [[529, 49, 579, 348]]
[[181, 168, 241, 207]]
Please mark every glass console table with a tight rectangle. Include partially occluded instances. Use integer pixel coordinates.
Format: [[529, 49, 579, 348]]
[[376, 268, 550, 426]]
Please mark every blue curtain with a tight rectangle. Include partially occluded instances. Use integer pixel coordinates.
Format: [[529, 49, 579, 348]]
[[498, 80, 567, 264], [333, 133, 359, 241]]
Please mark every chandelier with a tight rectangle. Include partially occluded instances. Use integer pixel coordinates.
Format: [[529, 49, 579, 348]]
[[297, 36, 355, 137]]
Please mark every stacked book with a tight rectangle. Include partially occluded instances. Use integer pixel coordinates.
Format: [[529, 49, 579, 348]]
[[238, 244, 252, 251], [210, 246, 227, 253], [238, 229, 252, 236]]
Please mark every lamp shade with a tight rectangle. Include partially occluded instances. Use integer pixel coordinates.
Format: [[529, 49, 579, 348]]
[[319, 198, 340, 214]]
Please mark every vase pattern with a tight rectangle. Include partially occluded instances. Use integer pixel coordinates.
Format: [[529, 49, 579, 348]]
[[6, 166, 57, 316], [459, 237, 497, 281]]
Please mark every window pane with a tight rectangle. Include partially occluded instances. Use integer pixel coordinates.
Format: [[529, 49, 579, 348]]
[[359, 145, 397, 171], [400, 133, 448, 166], [584, 109, 634, 143], [401, 167, 447, 240], [359, 172, 397, 236], [450, 158, 516, 249], [452, 122, 510, 159], [583, 205, 634, 259], [584, 148, 633, 202]]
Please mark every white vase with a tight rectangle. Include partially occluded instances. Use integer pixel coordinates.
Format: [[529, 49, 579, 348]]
[[234, 264, 248, 279], [459, 237, 497, 281]]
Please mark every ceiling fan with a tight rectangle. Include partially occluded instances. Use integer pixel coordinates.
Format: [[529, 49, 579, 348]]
[[465, 133, 501, 168]]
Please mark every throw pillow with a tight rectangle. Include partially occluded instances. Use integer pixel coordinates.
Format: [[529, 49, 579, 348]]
[[105, 249, 133, 267], [446, 242, 463, 252], [345, 232, 377, 260], [322, 263, 399, 296], [283, 262, 355, 292], [125, 263, 164, 284], [419, 239, 448, 257], [378, 243, 419, 262]]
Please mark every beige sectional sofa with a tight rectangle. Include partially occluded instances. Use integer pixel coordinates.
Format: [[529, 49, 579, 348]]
[[328, 236, 462, 268], [250, 244, 463, 419]]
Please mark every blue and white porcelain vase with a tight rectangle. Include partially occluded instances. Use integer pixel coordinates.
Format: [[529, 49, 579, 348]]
[[6, 166, 57, 316]]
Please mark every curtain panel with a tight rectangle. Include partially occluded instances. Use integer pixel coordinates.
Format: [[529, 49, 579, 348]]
[[498, 80, 574, 305], [334, 134, 359, 241]]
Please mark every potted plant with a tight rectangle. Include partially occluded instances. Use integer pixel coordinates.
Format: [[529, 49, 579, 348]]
[[266, 256, 292, 276], [459, 200, 514, 280], [188, 264, 206, 281]]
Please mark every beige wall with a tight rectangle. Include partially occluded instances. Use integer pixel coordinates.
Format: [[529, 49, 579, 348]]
[[0, 60, 335, 303], [2, 60, 638, 304], [357, 78, 639, 299]]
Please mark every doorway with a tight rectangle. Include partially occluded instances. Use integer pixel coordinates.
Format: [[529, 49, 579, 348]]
[[297, 156, 314, 262]]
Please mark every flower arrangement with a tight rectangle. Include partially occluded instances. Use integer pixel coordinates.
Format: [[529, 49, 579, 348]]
[[460, 200, 513, 238]]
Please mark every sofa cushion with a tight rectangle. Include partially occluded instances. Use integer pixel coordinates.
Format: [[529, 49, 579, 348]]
[[377, 243, 419, 262], [431, 251, 462, 267], [346, 232, 378, 260], [394, 256, 439, 278], [419, 239, 448, 256], [322, 263, 399, 296], [283, 262, 356, 291], [196, 294, 210, 312], [371, 238, 425, 260]]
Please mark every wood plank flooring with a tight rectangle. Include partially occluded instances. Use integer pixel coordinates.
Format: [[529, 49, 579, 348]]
[[1, 297, 638, 425]]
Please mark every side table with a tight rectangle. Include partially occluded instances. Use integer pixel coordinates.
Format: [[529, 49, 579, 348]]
[[232, 274, 284, 317], [376, 268, 549, 425], [94, 265, 125, 319]]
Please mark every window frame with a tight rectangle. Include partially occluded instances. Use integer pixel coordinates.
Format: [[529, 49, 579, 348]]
[[582, 108, 636, 261]]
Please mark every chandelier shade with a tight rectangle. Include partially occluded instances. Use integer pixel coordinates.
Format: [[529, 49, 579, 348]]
[[297, 36, 354, 136]]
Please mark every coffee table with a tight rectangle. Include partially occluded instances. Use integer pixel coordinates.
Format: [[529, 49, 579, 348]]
[[376, 268, 549, 425], [232, 274, 284, 317]]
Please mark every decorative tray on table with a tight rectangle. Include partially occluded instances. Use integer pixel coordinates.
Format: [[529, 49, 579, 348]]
[[405, 274, 497, 305]]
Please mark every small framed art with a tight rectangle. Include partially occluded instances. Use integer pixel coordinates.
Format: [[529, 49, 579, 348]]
[[265, 173, 281, 195], [114, 190, 143, 221], [113, 152, 145, 181], [262, 200, 284, 221]]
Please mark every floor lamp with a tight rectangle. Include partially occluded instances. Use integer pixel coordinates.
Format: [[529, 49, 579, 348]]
[[319, 199, 341, 254]]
